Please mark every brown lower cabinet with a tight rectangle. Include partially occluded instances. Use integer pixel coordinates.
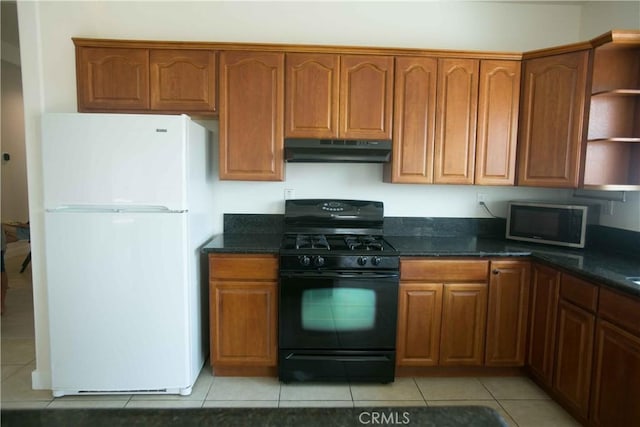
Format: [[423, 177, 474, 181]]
[[440, 283, 488, 366], [589, 287, 640, 427], [208, 254, 278, 375], [553, 299, 595, 419], [527, 263, 560, 386], [485, 260, 530, 366], [590, 319, 640, 426], [205, 253, 640, 426], [397, 259, 489, 368], [396, 282, 443, 366]]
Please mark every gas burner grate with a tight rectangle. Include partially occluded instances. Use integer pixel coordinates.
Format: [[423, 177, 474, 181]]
[[344, 235, 384, 251], [295, 234, 330, 250]]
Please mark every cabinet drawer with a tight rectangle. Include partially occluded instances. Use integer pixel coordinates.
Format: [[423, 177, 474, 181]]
[[401, 259, 488, 281], [209, 254, 278, 280], [561, 273, 599, 312], [599, 288, 640, 336]]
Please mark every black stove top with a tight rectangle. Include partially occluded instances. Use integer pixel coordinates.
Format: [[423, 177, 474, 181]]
[[282, 234, 392, 253], [280, 199, 398, 271]]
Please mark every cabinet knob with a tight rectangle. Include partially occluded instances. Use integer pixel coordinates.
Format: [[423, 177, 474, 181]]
[[492, 269, 500, 275]]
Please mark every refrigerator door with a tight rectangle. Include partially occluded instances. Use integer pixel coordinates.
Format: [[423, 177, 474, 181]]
[[41, 113, 189, 211], [45, 211, 193, 395]]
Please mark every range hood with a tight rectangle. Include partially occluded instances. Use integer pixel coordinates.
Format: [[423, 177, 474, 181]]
[[284, 139, 392, 163]]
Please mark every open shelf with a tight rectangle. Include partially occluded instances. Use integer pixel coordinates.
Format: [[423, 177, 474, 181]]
[[584, 43, 640, 189], [592, 89, 640, 97], [587, 137, 640, 143]]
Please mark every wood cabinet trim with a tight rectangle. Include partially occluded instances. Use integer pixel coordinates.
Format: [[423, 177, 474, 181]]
[[73, 37, 524, 60]]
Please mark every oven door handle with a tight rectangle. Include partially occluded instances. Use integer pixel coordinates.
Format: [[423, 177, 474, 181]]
[[284, 353, 392, 362], [280, 271, 399, 280]]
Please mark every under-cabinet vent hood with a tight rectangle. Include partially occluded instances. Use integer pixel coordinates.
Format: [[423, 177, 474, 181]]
[[284, 139, 392, 163]]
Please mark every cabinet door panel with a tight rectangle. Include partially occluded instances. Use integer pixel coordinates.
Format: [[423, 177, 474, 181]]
[[434, 58, 479, 184], [517, 51, 589, 188], [210, 281, 277, 366], [150, 49, 217, 112], [219, 51, 284, 181], [396, 283, 443, 366], [285, 53, 339, 138], [591, 320, 640, 426], [485, 260, 530, 366], [527, 264, 560, 386], [475, 60, 520, 185], [440, 283, 487, 366], [553, 300, 594, 419], [77, 47, 149, 111], [389, 57, 437, 183], [340, 55, 393, 139]]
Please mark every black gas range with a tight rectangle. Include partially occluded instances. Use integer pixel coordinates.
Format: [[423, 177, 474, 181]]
[[278, 199, 399, 383]]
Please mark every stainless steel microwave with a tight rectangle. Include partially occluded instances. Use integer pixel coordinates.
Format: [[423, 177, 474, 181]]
[[506, 201, 599, 248]]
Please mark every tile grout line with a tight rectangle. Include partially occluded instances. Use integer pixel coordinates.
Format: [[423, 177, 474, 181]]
[[477, 377, 520, 427]]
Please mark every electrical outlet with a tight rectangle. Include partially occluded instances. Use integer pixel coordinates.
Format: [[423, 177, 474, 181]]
[[284, 188, 295, 200], [476, 193, 486, 204]]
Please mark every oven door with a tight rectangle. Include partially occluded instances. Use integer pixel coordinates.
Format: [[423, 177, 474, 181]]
[[279, 271, 399, 351]]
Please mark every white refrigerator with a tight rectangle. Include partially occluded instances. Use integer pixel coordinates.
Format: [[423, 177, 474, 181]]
[[41, 113, 215, 397]]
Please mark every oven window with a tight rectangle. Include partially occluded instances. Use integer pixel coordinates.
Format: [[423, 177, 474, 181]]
[[301, 288, 376, 332]]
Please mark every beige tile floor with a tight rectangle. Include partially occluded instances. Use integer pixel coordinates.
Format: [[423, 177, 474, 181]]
[[1, 241, 581, 425]]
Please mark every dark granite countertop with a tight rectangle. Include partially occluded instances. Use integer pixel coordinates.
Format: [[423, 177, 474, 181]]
[[385, 235, 640, 298], [202, 233, 281, 254], [0, 406, 508, 427], [202, 232, 640, 297]]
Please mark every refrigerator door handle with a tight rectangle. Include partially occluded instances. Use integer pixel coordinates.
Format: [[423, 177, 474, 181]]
[[46, 206, 188, 213]]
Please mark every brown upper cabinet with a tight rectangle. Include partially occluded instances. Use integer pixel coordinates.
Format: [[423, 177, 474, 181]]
[[475, 60, 521, 185], [149, 49, 217, 113], [387, 57, 520, 185], [76, 46, 217, 114], [218, 51, 285, 181], [434, 58, 479, 184], [285, 54, 393, 139], [387, 57, 438, 184], [517, 50, 590, 188], [285, 53, 339, 138], [77, 47, 150, 111]]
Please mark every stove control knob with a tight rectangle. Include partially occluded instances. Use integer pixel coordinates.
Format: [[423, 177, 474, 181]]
[[298, 255, 311, 267], [357, 256, 368, 266], [371, 256, 382, 266], [313, 256, 325, 267]]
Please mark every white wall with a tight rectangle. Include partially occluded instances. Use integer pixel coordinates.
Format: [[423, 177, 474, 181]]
[[580, 1, 640, 39], [16, 0, 639, 389], [1, 59, 29, 222]]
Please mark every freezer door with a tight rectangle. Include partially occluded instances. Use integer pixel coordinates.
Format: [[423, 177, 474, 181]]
[[45, 211, 194, 393], [41, 113, 190, 211]]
